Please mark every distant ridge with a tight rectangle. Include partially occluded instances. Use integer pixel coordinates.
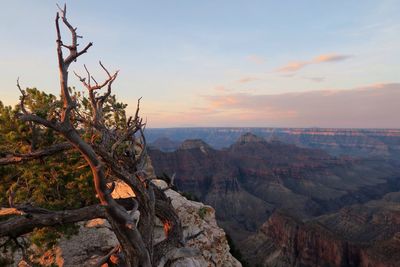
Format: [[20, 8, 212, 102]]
[[146, 127, 400, 159]]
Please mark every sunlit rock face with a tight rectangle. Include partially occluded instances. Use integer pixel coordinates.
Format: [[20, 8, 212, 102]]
[[164, 189, 241, 267]]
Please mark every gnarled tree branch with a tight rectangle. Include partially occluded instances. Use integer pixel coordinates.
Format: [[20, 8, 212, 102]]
[[0, 204, 106, 238]]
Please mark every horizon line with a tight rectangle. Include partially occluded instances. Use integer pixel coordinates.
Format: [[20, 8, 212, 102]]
[[145, 126, 400, 130]]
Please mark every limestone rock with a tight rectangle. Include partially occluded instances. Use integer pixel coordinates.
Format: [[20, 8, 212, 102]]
[[164, 189, 241, 267], [13, 183, 241, 267]]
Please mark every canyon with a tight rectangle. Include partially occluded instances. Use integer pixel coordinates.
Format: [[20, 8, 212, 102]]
[[147, 129, 400, 266]]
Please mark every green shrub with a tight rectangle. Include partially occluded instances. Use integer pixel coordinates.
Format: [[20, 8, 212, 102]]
[[198, 207, 207, 219]]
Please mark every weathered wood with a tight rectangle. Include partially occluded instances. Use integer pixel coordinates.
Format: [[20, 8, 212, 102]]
[[0, 205, 106, 238]]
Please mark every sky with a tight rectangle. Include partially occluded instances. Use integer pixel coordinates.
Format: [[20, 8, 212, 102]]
[[0, 1, 399, 128]]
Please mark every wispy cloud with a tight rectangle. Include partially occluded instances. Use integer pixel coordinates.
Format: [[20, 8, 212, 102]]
[[246, 55, 266, 64], [276, 53, 352, 72], [237, 76, 259, 83], [277, 61, 308, 72], [313, 54, 352, 63]]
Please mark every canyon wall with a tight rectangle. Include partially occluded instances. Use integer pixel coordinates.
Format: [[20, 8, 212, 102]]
[[148, 133, 400, 267], [147, 128, 400, 158]]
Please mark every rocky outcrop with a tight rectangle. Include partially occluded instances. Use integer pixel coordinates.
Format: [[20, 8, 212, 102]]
[[10, 141, 241, 267], [163, 188, 241, 267], [14, 179, 241, 267]]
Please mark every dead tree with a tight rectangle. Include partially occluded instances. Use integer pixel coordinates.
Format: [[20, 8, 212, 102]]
[[0, 5, 186, 266]]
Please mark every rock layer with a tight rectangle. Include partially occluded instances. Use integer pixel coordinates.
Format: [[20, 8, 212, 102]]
[[242, 196, 400, 267]]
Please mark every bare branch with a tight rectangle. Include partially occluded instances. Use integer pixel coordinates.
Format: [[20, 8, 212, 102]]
[[16, 78, 28, 114], [99, 61, 111, 78], [92, 245, 120, 267], [91, 75, 99, 86], [56, 3, 66, 16], [84, 64, 91, 86], [134, 97, 142, 122], [18, 113, 60, 131], [98, 62, 119, 104], [74, 71, 90, 89], [57, 5, 92, 65], [55, 6, 93, 123], [72, 42, 93, 64]]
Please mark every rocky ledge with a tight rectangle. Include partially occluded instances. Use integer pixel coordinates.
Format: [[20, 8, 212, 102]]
[[15, 180, 241, 267]]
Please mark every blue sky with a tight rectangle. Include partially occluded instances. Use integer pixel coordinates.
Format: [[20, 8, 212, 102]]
[[0, 1, 399, 127]]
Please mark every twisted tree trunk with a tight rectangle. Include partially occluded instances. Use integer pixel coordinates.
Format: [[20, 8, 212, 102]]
[[3, 5, 185, 266]]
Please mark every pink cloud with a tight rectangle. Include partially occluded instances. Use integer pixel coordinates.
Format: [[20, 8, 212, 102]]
[[276, 53, 352, 73], [237, 76, 259, 83], [314, 54, 352, 63], [209, 95, 239, 108], [199, 83, 400, 128], [277, 61, 309, 72], [144, 82, 399, 128]]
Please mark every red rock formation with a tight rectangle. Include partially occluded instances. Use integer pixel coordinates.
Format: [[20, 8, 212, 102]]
[[243, 210, 400, 267]]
